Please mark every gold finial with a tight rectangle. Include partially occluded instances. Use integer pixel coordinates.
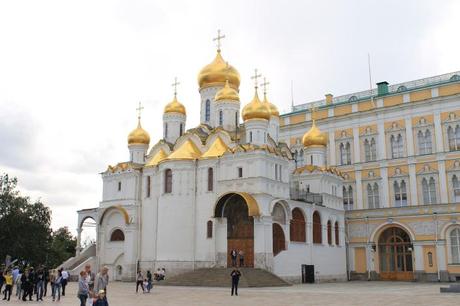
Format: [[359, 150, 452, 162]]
[[310, 104, 318, 123], [213, 29, 226, 52], [136, 101, 144, 121], [261, 77, 270, 97], [251, 69, 262, 89], [171, 77, 180, 97]]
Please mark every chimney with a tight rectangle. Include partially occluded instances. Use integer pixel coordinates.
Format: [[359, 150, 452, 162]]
[[325, 93, 333, 105], [377, 81, 389, 96]]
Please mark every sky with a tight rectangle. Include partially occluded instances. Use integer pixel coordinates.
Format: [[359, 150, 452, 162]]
[[1, 0, 460, 239]]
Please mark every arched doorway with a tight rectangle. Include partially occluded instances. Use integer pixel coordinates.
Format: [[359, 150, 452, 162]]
[[378, 226, 413, 280], [215, 193, 257, 267], [273, 223, 286, 256]]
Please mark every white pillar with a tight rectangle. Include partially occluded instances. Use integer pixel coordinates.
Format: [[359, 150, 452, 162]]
[[434, 111, 444, 153], [438, 160, 448, 204], [413, 244, 424, 271], [405, 118, 414, 157], [353, 127, 360, 163], [329, 131, 336, 166], [409, 163, 418, 206], [76, 227, 83, 256], [356, 171, 363, 209], [377, 121, 386, 160], [381, 167, 389, 208]]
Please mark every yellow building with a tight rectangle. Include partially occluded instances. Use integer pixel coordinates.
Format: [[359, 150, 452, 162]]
[[279, 72, 460, 281]]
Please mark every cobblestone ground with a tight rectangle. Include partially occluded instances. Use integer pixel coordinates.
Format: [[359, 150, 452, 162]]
[[1, 281, 458, 306]]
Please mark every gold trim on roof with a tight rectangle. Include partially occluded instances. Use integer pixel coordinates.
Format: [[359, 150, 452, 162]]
[[145, 149, 168, 167], [202, 137, 230, 159], [215, 192, 261, 217], [168, 139, 202, 160], [294, 165, 343, 178]]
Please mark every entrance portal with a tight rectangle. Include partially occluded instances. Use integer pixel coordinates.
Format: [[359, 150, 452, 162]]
[[378, 227, 413, 281], [215, 193, 255, 268]]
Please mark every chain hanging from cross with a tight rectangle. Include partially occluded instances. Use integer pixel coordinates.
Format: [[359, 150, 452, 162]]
[[261, 77, 270, 96], [251, 69, 262, 89], [136, 101, 144, 121], [213, 29, 225, 52], [171, 77, 180, 97]]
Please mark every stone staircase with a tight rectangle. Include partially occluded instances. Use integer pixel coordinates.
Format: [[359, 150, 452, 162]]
[[157, 268, 291, 288]]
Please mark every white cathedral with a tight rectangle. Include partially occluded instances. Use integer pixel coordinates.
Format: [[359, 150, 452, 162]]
[[74, 41, 347, 283]]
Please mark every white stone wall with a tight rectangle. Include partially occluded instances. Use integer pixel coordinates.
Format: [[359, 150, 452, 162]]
[[163, 112, 186, 144]]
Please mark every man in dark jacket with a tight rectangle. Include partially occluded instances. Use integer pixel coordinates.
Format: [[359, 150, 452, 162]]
[[230, 269, 241, 296]]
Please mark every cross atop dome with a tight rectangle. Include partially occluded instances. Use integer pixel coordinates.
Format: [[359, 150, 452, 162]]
[[136, 101, 144, 121], [213, 29, 225, 52], [251, 69, 262, 89], [171, 77, 180, 97], [261, 77, 270, 96]]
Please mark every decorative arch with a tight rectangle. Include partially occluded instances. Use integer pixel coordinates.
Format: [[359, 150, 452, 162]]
[[313, 211, 322, 244], [272, 223, 286, 256], [99, 205, 130, 226], [370, 221, 415, 243], [110, 228, 125, 241], [214, 192, 261, 217], [269, 199, 291, 220], [290, 207, 306, 242], [79, 215, 97, 229]]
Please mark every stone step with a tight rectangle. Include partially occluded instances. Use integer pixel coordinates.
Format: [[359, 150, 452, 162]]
[[157, 268, 290, 288]]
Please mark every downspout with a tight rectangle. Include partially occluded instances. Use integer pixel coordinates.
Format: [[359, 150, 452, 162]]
[[153, 168, 160, 269], [345, 217, 351, 281], [192, 159, 198, 270], [365, 216, 370, 281], [434, 212, 440, 282], [137, 170, 142, 274]]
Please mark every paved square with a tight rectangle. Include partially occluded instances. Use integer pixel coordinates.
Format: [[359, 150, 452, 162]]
[[2, 281, 458, 306]]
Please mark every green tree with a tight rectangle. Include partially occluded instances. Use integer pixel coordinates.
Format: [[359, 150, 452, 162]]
[[48, 226, 76, 268]]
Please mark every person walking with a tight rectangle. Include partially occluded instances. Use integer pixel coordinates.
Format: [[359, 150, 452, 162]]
[[2, 270, 13, 301], [77, 270, 89, 306], [84, 264, 95, 306], [43, 267, 49, 297], [230, 268, 241, 296], [146, 270, 152, 293], [21, 269, 32, 301], [61, 268, 69, 296], [94, 267, 109, 299], [15, 269, 22, 299], [0, 268, 4, 297], [230, 249, 237, 267], [135, 269, 144, 293], [53, 269, 62, 302], [238, 250, 245, 267], [93, 289, 109, 306], [35, 267, 44, 301]]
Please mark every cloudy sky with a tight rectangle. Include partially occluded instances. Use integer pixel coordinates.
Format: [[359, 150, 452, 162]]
[[1, 0, 460, 238]]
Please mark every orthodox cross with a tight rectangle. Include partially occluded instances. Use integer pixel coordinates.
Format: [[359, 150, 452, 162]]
[[261, 77, 270, 95], [213, 29, 225, 51], [136, 101, 144, 120], [251, 69, 262, 88], [309, 104, 318, 122], [171, 77, 180, 96]]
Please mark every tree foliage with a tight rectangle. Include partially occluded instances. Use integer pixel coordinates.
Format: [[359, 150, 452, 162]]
[[0, 173, 76, 268]]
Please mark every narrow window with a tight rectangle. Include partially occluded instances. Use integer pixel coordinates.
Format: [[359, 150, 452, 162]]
[[250, 131, 253, 143], [427, 252, 433, 267], [335, 222, 339, 246], [207, 167, 213, 191], [279, 165, 282, 181], [219, 110, 223, 126], [313, 211, 322, 244], [205, 100, 211, 122], [453, 175, 460, 202], [370, 138, 377, 161], [207, 220, 213, 238], [164, 169, 172, 193], [327, 221, 332, 245], [310, 155, 313, 165], [238, 167, 243, 178], [118, 181, 121, 191], [450, 228, 460, 264], [274, 164, 278, 180], [290, 208, 306, 242], [345, 142, 351, 164], [179, 123, 183, 136], [147, 176, 151, 198], [364, 139, 371, 162], [164, 123, 168, 139]]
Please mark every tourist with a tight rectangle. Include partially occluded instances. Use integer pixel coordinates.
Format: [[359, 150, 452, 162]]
[[15, 269, 22, 299], [11, 267, 19, 290], [93, 289, 109, 306], [36, 267, 44, 301], [238, 250, 245, 267], [53, 269, 62, 302], [2, 269, 13, 301], [161, 268, 166, 280], [230, 249, 237, 267], [0, 267, 4, 296], [61, 268, 69, 296], [28, 267, 35, 298], [43, 267, 49, 297], [154, 268, 161, 281], [136, 269, 144, 293], [78, 270, 89, 306], [94, 266, 109, 297], [146, 270, 152, 293], [85, 264, 95, 306], [230, 268, 241, 296], [21, 269, 32, 301]]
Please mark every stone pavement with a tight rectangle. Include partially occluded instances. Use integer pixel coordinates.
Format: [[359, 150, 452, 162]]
[[2, 281, 458, 306]]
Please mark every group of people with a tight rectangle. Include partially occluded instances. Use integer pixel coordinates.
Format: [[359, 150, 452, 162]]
[[135, 268, 166, 293], [0, 265, 69, 302], [77, 264, 110, 306], [230, 249, 245, 267]]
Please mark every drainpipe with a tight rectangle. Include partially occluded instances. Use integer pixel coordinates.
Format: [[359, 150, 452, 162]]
[[434, 212, 440, 282], [365, 216, 370, 281], [137, 170, 142, 276], [192, 159, 198, 270], [345, 217, 351, 281], [153, 168, 160, 270]]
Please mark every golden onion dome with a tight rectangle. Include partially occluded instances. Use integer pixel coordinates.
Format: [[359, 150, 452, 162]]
[[302, 120, 328, 147], [263, 93, 279, 117], [128, 120, 150, 145], [242, 89, 271, 121], [215, 80, 240, 102], [164, 95, 186, 115], [197, 50, 240, 89]]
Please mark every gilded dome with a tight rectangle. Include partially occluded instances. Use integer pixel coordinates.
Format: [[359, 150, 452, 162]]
[[242, 89, 271, 121], [263, 94, 279, 117], [302, 120, 328, 147], [197, 51, 240, 89], [128, 120, 150, 145], [215, 80, 240, 102], [164, 96, 186, 115]]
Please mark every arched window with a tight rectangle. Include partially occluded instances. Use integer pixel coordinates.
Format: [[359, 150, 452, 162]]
[[110, 229, 125, 241], [290, 208, 306, 242], [205, 100, 211, 122], [207, 167, 213, 191], [343, 186, 353, 210], [313, 211, 322, 244], [340, 142, 351, 165], [164, 169, 172, 193], [327, 220, 332, 245], [164, 123, 168, 139], [453, 175, 460, 202], [334, 221, 339, 246], [367, 183, 379, 209], [219, 110, 223, 126], [346, 142, 351, 164], [394, 180, 407, 207], [422, 177, 437, 204], [249, 131, 253, 143], [299, 150, 304, 166], [448, 125, 460, 151], [418, 129, 432, 155], [146, 176, 151, 198], [391, 134, 404, 158], [179, 123, 183, 136], [364, 139, 371, 162], [207, 220, 213, 238], [450, 228, 460, 264]]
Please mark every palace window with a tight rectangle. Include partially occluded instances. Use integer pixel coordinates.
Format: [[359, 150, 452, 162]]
[[219, 110, 223, 126], [207, 220, 213, 238], [367, 183, 380, 209], [164, 169, 172, 193], [453, 175, 460, 202], [393, 180, 407, 207], [364, 138, 377, 162], [448, 125, 460, 151], [205, 100, 211, 122], [417, 129, 432, 155], [327, 220, 332, 245], [313, 211, 322, 244], [290, 208, 306, 242], [237, 167, 243, 178], [450, 228, 460, 264], [343, 186, 354, 210], [339, 142, 351, 165], [207, 168, 213, 192], [422, 177, 437, 204], [110, 229, 125, 242], [147, 176, 151, 198], [391, 134, 404, 158], [335, 221, 339, 246]]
